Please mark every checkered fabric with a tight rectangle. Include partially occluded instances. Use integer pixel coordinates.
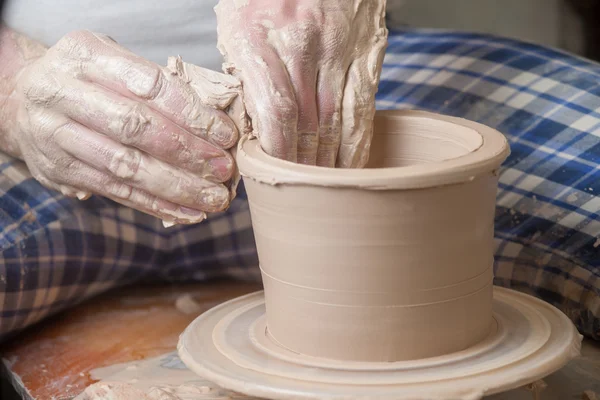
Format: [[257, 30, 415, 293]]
[[1, 29, 599, 342], [0, 157, 260, 342], [378, 29, 600, 340]]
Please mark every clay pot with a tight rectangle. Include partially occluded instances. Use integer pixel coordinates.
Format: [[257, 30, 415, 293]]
[[236, 110, 510, 362]]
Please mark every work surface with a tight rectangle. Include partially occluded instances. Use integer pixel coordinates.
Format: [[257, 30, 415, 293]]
[[1, 280, 599, 400]]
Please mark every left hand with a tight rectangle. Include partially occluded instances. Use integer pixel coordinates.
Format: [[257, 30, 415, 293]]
[[215, 0, 388, 168]]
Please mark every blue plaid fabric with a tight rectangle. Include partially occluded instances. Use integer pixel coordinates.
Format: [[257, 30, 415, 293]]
[[1, 29, 599, 342], [0, 160, 260, 342]]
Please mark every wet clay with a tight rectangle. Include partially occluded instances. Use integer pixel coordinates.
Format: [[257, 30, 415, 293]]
[[236, 110, 511, 362], [178, 109, 582, 399], [178, 288, 582, 400]]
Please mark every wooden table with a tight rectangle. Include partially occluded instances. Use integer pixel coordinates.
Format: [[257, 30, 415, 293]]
[[0, 280, 261, 399], [1, 280, 599, 400]]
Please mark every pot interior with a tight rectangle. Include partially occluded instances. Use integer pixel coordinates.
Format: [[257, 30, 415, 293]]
[[366, 115, 483, 168]]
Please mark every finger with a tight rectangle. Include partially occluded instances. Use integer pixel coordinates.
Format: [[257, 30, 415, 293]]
[[54, 122, 231, 212], [105, 192, 206, 226], [316, 67, 345, 167], [284, 55, 319, 165], [337, 31, 387, 169], [166, 56, 243, 110], [337, 61, 378, 169], [52, 30, 238, 148], [237, 46, 298, 162], [42, 77, 234, 181], [50, 157, 212, 224], [39, 179, 90, 201]]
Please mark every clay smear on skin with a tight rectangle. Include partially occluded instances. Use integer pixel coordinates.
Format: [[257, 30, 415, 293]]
[[8, 30, 247, 227], [79, 55, 247, 228], [215, 0, 388, 167], [159, 57, 249, 227]]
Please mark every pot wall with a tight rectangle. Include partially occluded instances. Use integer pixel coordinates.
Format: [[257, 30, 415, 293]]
[[238, 110, 509, 362], [243, 172, 498, 361]]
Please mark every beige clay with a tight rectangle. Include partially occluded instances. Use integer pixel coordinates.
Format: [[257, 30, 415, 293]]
[[178, 110, 582, 400], [236, 110, 510, 361], [179, 287, 581, 400]]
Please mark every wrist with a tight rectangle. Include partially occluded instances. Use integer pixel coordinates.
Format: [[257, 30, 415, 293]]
[[0, 26, 46, 158]]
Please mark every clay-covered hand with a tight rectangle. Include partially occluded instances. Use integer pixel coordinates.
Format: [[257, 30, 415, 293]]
[[215, 0, 387, 168], [9, 30, 243, 224]]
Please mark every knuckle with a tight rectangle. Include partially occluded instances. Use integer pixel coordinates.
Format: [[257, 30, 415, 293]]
[[43, 167, 60, 182], [106, 181, 133, 200], [108, 147, 142, 180], [167, 175, 192, 202], [322, 28, 349, 58], [54, 156, 79, 176], [297, 131, 319, 150], [21, 72, 64, 106], [51, 123, 72, 147], [55, 30, 96, 60], [172, 175, 188, 196], [126, 64, 164, 100], [318, 126, 340, 145], [63, 29, 95, 42], [273, 98, 298, 122], [115, 104, 150, 144]]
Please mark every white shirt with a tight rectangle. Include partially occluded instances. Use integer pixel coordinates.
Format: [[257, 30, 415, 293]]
[[2, 0, 223, 71]]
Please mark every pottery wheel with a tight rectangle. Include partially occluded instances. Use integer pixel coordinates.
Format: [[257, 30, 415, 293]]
[[178, 287, 581, 400]]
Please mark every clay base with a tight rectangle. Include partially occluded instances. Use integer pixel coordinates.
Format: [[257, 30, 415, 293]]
[[178, 287, 582, 400]]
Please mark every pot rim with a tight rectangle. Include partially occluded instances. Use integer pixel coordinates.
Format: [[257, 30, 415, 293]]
[[236, 110, 510, 190]]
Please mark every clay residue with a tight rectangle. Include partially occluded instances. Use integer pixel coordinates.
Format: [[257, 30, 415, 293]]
[[567, 193, 579, 203], [78, 382, 241, 400], [166, 56, 243, 111], [523, 379, 547, 400], [77, 352, 258, 400], [174, 294, 202, 315], [77, 382, 153, 400]]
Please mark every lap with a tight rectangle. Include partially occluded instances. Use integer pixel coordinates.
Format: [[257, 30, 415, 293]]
[[0, 153, 258, 341]]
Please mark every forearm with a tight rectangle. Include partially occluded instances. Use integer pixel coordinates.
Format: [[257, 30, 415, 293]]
[[0, 25, 46, 158]]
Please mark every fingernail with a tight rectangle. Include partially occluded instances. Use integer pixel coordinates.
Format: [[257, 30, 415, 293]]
[[179, 206, 206, 216], [200, 185, 229, 210], [162, 220, 176, 228], [60, 185, 75, 197], [210, 124, 237, 148], [76, 191, 91, 201], [209, 156, 234, 181]]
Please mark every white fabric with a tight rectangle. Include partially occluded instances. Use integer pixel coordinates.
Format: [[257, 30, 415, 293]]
[[2, 0, 223, 71]]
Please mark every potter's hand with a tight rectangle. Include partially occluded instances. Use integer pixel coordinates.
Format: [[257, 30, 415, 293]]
[[10, 30, 241, 224], [215, 0, 388, 168]]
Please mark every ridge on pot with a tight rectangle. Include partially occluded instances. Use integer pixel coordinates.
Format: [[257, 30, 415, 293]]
[[236, 110, 510, 362]]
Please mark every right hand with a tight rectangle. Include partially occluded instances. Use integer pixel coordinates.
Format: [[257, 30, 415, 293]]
[[10, 30, 241, 225]]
